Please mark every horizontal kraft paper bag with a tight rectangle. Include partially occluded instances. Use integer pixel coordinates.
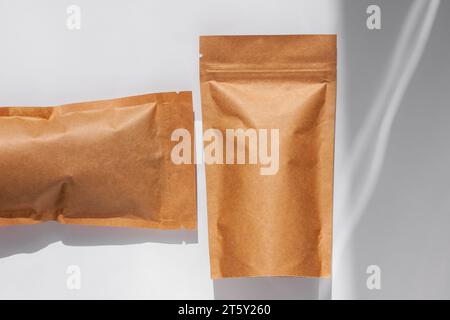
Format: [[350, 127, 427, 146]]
[[0, 91, 196, 229], [200, 35, 336, 278]]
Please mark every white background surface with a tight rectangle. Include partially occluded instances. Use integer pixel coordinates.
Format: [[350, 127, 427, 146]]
[[1, 0, 449, 299], [0, 0, 338, 299]]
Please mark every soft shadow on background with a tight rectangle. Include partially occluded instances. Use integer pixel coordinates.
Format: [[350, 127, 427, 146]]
[[0, 222, 197, 259], [213, 277, 331, 300], [333, 0, 450, 299]]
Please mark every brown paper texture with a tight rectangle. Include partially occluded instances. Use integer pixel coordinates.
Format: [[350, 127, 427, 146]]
[[0, 91, 196, 229], [200, 35, 336, 278]]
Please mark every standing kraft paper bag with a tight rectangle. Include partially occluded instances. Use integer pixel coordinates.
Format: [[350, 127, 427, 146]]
[[200, 35, 336, 278], [0, 91, 196, 229]]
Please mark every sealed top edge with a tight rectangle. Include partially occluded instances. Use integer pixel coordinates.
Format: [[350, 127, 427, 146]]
[[0, 91, 192, 119], [200, 34, 336, 69], [200, 34, 336, 40]]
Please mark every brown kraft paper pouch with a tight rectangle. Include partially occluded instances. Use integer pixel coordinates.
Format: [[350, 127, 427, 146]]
[[0, 91, 196, 229], [200, 35, 336, 278]]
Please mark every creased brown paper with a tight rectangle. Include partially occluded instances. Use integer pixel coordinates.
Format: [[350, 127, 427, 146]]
[[0, 91, 196, 229], [200, 35, 336, 278]]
